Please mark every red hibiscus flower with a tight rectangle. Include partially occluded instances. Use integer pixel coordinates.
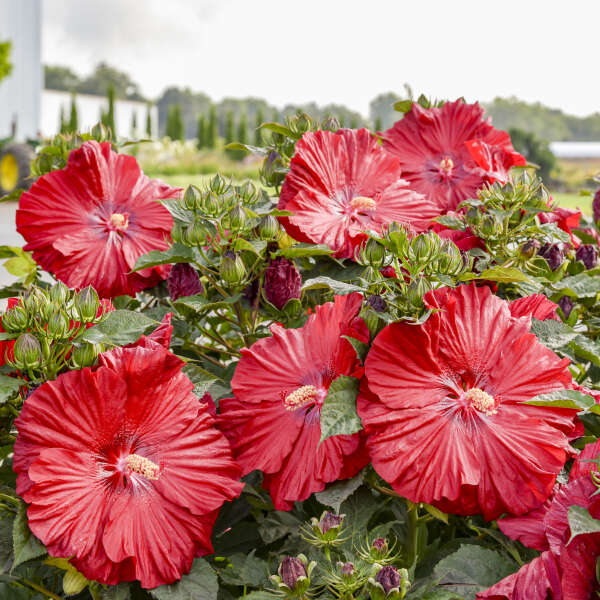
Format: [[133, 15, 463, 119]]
[[218, 293, 370, 510], [538, 205, 582, 247], [13, 342, 243, 588], [16, 141, 181, 298], [381, 100, 526, 212], [509, 294, 559, 321], [358, 284, 577, 520], [278, 128, 440, 259], [479, 441, 600, 599]]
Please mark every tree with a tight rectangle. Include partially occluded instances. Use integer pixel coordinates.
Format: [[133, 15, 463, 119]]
[[196, 114, 206, 149], [68, 94, 79, 132], [374, 116, 383, 132], [166, 104, 184, 140], [207, 104, 217, 149], [131, 111, 138, 137], [350, 116, 358, 129], [508, 128, 557, 182], [369, 92, 403, 130], [225, 111, 235, 157], [255, 107, 264, 146], [101, 84, 116, 135], [145, 105, 153, 138], [78, 62, 144, 100], [59, 105, 68, 134], [0, 41, 13, 83], [44, 65, 80, 91]]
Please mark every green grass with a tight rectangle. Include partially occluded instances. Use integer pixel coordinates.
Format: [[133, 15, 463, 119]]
[[160, 174, 214, 189]]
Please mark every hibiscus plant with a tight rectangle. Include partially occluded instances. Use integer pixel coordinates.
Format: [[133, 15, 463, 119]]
[[0, 100, 600, 600]]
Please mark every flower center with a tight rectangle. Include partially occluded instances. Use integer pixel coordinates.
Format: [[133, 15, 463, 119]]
[[439, 157, 454, 174], [466, 387, 497, 416], [125, 453, 160, 480], [284, 385, 319, 411], [109, 213, 129, 231], [350, 196, 376, 211]]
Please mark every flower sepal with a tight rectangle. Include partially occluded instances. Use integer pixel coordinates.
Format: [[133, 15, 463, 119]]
[[367, 565, 410, 600], [270, 555, 315, 598]]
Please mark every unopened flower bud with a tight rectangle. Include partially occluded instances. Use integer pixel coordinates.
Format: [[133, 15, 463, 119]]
[[292, 114, 313, 135], [262, 151, 285, 186], [90, 122, 110, 141], [13, 333, 42, 369], [318, 511, 344, 535], [49, 281, 70, 304], [593, 188, 600, 224], [183, 185, 202, 211], [186, 221, 207, 246], [340, 562, 355, 578], [71, 343, 100, 369], [74, 286, 100, 323], [1, 305, 28, 332], [167, 263, 204, 301], [171, 222, 184, 244], [369, 566, 410, 599], [239, 180, 258, 203], [264, 258, 301, 309], [480, 215, 497, 237], [220, 251, 246, 285], [371, 537, 388, 556], [321, 116, 341, 131], [46, 310, 70, 339], [519, 239, 541, 259], [63, 568, 88, 596], [204, 192, 220, 216], [279, 556, 307, 590], [229, 204, 247, 230], [258, 215, 280, 240], [539, 243, 564, 271], [368, 294, 387, 313], [362, 238, 386, 267], [576, 244, 598, 270], [558, 296, 574, 320], [409, 233, 437, 264], [23, 287, 48, 315], [376, 566, 401, 594], [210, 173, 229, 195], [380, 265, 397, 279]]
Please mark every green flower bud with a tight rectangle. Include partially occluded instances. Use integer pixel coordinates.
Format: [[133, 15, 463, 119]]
[[186, 221, 208, 246], [258, 215, 279, 240], [361, 238, 386, 267], [229, 204, 247, 230], [262, 151, 286, 187], [368, 566, 410, 600], [408, 233, 438, 264], [309, 511, 345, 544], [171, 222, 184, 244], [183, 185, 203, 211], [13, 333, 42, 369], [63, 569, 88, 597], [384, 223, 410, 257], [90, 122, 111, 141], [49, 281, 70, 304], [1, 305, 28, 332], [73, 286, 100, 323], [321, 116, 341, 131], [220, 251, 246, 285], [71, 343, 100, 369], [46, 310, 70, 339], [238, 181, 258, 203], [210, 173, 229, 195], [406, 278, 431, 309], [480, 215, 497, 237], [23, 287, 48, 315], [204, 193, 220, 216]]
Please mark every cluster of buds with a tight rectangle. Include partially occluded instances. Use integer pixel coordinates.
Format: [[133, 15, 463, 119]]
[[1, 283, 108, 379], [303, 511, 347, 549], [270, 555, 315, 599], [368, 565, 411, 600]]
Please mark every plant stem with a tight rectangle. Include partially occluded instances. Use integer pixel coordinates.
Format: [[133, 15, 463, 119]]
[[20, 579, 62, 600], [404, 499, 419, 568]]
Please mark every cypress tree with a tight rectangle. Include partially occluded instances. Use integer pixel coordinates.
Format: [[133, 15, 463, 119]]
[[174, 104, 184, 140], [145, 104, 152, 138], [131, 111, 138, 137], [59, 105, 68, 134], [102, 84, 116, 136], [68, 94, 78, 133], [196, 114, 206, 149], [255, 107, 264, 146], [225, 111, 235, 158], [374, 116, 383, 132], [207, 104, 217, 149], [234, 110, 248, 161], [350, 116, 358, 129]]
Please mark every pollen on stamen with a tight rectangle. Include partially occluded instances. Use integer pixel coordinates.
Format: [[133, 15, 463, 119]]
[[284, 385, 318, 411], [439, 157, 454, 173], [466, 387, 497, 417], [125, 453, 160, 480], [110, 213, 129, 230], [350, 196, 376, 211]]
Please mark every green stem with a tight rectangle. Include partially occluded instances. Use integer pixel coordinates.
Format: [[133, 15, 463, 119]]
[[405, 500, 419, 568], [19, 579, 63, 600]]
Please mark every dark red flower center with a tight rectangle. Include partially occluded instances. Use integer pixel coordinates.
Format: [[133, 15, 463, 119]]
[[109, 212, 129, 231], [283, 384, 327, 411]]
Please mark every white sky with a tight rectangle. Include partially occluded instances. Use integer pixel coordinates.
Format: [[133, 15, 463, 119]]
[[42, 0, 599, 117]]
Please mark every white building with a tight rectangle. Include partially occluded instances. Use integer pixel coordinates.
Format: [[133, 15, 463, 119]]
[[41, 90, 158, 139]]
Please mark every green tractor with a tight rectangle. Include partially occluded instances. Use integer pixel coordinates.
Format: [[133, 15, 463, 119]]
[[0, 138, 35, 197]]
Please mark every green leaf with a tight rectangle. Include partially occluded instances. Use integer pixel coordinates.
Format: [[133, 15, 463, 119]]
[[224, 142, 268, 157], [432, 545, 517, 600], [422, 503, 448, 524], [182, 364, 218, 398], [132, 243, 195, 272], [530, 318, 578, 349], [258, 511, 303, 544], [161, 198, 194, 225], [274, 244, 334, 258], [218, 551, 269, 587], [174, 293, 242, 314], [433, 215, 464, 230], [393, 99, 413, 113], [0, 516, 13, 567], [339, 487, 381, 547], [80, 310, 157, 346], [567, 505, 600, 543], [150, 557, 218, 600], [342, 336, 369, 363], [302, 276, 363, 296], [554, 273, 600, 298], [460, 266, 529, 283], [315, 471, 364, 513], [12, 501, 46, 571], [0, 246, 17, 259], [259, 122, 293, 137], [527, 389, 595, 410], [570, 335, 600, 367], [320, 375, 362, 443], [0, 375, 24, 404], [233, 238, 267, 255]]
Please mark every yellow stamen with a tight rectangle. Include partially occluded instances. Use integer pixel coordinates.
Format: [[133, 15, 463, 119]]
[[110, 213, 128, 230], [350, 196, 376, 211], [439, 157, 454, 173], [125, 454, 160, 480], [284, 385, 318, 411], [466, 387, 497, 416]]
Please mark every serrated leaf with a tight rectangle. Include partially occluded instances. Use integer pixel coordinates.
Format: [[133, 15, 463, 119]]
[[432, 545, 517, 599], [0, 246, 17, 259], [567, 505, 600, 543], [527, 389, 595, 410], [554, 273, 600, 298], [315, 471, 364, 512], [150, 557, 218, 600], [12, 502, 46, 571], [570, 335, 600, 367], [460, 266, 529, 283], [302, 277, 363, 295], [342, 336, 369, 363], [320, 375, 362, 442], [275, 244, 334, 259], [80, 310, 157, 346], [0, 375, 24, 404], [182, 364, 218, 398], [530, 318, 578, 349], [132, 244, 195, 272]]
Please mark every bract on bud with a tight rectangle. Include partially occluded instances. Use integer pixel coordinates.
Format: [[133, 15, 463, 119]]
[[23, 287, 48, 315], [183, 185, 203, 211], [204, 192, 220, 216], [73, 286, 100, 323], [369, 566, 410, 599], [1, 305, 28, 332], [49, 281, 70, 304], [368, 295, 387, 313], [258, 215, 280, 240], [539, 243, 564, 271], [210, 173, 229, 195], [262, 151, 286, 187], [239, 180, 258, 203], [229, 204, 247, 230], [270, 554, 315, 597], [186, 221, 207, 246], [13, 333, 42, 369], [220, 251, 246, 285], [321, 116, 341, 131], [90, 122, 110, 141], [46, 311, 70, 339]]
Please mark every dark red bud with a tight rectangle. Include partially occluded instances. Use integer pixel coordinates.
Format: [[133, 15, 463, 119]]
[[375, 566, 401, 594], [264, 258, 301, 310], [167, 263, 203, 301], [280, 556, 306, 589], [575, 244, 598, 270], [319, 511, 343, 534]]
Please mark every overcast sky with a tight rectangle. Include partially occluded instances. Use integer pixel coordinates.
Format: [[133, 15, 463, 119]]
[[42, 0, 599, 117]]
